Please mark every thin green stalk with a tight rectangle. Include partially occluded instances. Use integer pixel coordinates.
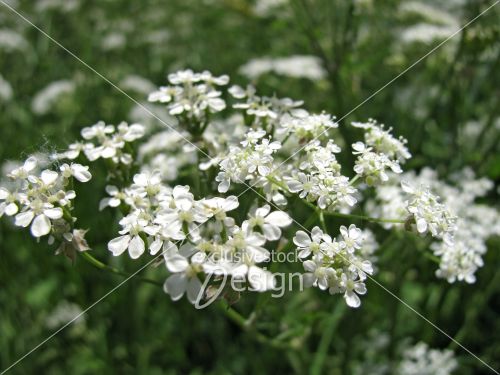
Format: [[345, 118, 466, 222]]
[[79, 251, 163, 287], [218, 301, 295, 350], [310, 302, 346, 375]]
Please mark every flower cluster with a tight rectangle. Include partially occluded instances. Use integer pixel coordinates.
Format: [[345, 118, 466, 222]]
[[286, 140, 358, 210], [102, 172, 293, 302], [351, 120, 411, 185], [397, 341, 458, 375], [401, 180, 457, 244], [0, 156, 91, 259], [2, 69, 487, 312], [229, 84, 305, 130], [148, 69, 228, 126], [216, 128, 281, 193], [294, 225, 374, 308], [367, 168, 498, 284], [280, 113, 338, 141], [56, 121, 145, 165]]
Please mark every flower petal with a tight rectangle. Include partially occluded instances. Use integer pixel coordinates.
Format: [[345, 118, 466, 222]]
[[128, 235, 145, 259], [31, 214, 51, 237], [163, 273, 187, 301], [108, 235, 130, 256]]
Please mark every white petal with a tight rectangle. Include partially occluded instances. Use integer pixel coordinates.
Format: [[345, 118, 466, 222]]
[[24, 156, 38, 172], [293, 231, 311, 247], [149, 238, 162, 255], [108, 235, 130, 256], [255, 205, 271, 218], [128, 235, 145, 259], [303, 260, 316, 272], [186, 277, 203, 304], [72, 165, 92, 182], [416, 218, 427, 233], [31, 214, 51, 237], [218, 179, 230, 193], [41, 170, 59, 185], [222, 196, 239, 211], [44, 207, 63, 219], [344, 291, 361, 308], [248, 266, 271, 292], [165, 255, 189, 273], [164, 273, 187, 301], [354, 283, 367, 295], [5, 202, 18, 216], [15, 211, 34, 227], [0, 187, 9, 199], [262, 223, 281, 241], [265, 211, 292, 227], [133, 173, 148, 186]]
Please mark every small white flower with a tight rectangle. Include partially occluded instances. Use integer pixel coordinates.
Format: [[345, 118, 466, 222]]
[[7, 156, 37, 180], [293, 226, 325, 258], [339, 224, 363, 253], [15, 199, 63, 237], [60, 163, 92, 182], [245, 204, 292, 241], [163, 243, 205, 303]]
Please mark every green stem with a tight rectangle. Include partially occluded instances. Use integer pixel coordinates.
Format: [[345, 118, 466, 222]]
[[318, 210, 328, 232], [310, 303, 346, 375], [79, 252, 163, 287], [218, 301, 295, 350]]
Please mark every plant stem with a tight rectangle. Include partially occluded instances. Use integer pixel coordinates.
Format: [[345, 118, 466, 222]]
[[310, 302, 346, 375], [79, 251, 163, 287], [218, 301, 295, 350]]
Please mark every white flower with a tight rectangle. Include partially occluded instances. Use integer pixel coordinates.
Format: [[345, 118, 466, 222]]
[[245, 204, 292, 241], [107, 213, 155, 259], [293, 226, 325, 258], [163, 243, 205, 304], [302, 254, 333, 290], [339, 224, 363, 253], [99, 185, 127, 210], [337, 272, 367, 308], [0, 187, 19, 217], [397, 342, 458, 375], [7, 156, 37, 180], [59, 163, 92, 182], [15, 199, 63, 237], [402, 180, 456, 244]]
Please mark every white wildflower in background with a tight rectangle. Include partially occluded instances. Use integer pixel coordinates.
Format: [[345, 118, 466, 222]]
[[0, 153, 92, 258], [397, 342, 458, 375], [148, 69, 228, 125], [120, 75, 156, 95], [239, 55, 326, 81], [0, 29, 29, 52], [366, 167, 497, 284], [253, 0, 289, 17], [45, 301, 85, 330], [35, 0, 80, 13], [0, 74, 13, 101], [31, 80, 76, 115]]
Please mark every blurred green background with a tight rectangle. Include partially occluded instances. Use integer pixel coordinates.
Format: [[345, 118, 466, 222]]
[[0, 0, 499, 374]]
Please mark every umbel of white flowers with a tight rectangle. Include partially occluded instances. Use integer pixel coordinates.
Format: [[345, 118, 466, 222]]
[[2, 69, 494, 310]]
